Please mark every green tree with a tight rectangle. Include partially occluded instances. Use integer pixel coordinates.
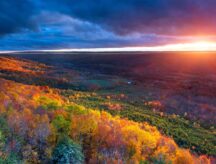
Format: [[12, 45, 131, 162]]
[[0, 153, 20, 164], [52, 137, 84, 164], [52, 116, 70, 135]]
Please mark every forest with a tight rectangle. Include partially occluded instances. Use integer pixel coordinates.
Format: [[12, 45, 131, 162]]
[[0, 56, 214, 163]]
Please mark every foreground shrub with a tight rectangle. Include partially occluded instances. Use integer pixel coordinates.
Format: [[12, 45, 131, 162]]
[[52, 137, 84, 164]]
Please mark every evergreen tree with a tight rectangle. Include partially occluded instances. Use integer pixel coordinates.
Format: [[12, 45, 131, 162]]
[[52, 137, 84, 164]]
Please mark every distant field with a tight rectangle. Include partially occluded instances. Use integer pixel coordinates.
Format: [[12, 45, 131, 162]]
[[8, 52, 216, 125]]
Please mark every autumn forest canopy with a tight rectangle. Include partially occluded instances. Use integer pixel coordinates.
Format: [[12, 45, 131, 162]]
[[0, 54, 215, 163]]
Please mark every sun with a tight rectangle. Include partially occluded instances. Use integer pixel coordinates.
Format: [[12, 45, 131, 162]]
[[159, 41, 216, 51], [190, 41, 216, 51]]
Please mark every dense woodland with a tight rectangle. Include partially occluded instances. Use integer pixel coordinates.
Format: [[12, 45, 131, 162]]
[[0, 56, 214, 163]]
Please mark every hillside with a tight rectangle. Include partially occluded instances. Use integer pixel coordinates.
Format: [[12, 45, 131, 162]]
[[0, 56, 214, 163]]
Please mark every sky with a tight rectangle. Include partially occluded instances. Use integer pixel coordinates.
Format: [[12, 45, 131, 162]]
[[0, 0, 216, 50]]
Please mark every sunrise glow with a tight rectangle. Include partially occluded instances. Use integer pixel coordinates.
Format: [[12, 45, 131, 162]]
[[31, 41, 216, 52], [157, 41, 216, 51], [2, 41, 216, 53]]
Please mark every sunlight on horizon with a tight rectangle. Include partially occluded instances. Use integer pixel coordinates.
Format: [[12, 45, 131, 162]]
[[2, 41, 216, 53], [38, 41, 216, 52]]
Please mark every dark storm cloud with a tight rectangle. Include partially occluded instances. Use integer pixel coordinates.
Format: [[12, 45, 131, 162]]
[[1, 0, 216, 36], [1, 0, 216, 49], [44, 0, 216, 35], [0, 0, 37, 36]]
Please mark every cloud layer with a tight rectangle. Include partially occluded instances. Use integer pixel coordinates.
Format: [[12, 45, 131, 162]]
[[0, 0, 36, 35], [0, 0, 216, 50]]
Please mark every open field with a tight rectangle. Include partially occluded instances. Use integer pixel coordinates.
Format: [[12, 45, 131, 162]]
[[9, 52, 216, 125]]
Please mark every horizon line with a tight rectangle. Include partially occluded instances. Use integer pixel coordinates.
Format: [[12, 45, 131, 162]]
[[1, 41, 216, 53]]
